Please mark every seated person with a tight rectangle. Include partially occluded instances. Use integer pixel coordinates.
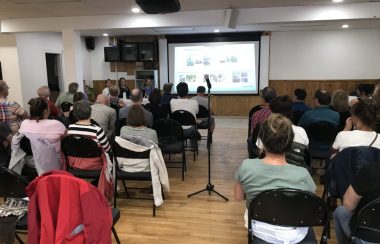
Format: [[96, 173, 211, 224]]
[[330, 89, 351, 132], [37, 86, 59, 118], [160, 82, 176, 105], [55, 82, 78, 109], [191, 85, 216, 136], [0, 122, 12, 166], [102, 79, 112, 97], [250, 87, 276, 136], [118, 77, 131, 99], [17, 98, 66, 174], [299, 89, 340, 128], [349, 83, 375, 107], [332, 99, 380, 154], [334, 161, 380, 244], [292, 88, 310, 125], [120, 104, 158, 144], [119, 89, 153, 127], [91, 94, 116, 139], [144, 88, 169, 123], [235, 114, 316, 243]]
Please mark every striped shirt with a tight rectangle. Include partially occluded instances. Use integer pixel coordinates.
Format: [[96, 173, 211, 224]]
[[67, 123, 110, 152], [250, 107, 271, 134], [0, 98, 26, 135]]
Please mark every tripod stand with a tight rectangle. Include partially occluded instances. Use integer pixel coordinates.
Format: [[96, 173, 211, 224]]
[[187, 77, 229, 201]]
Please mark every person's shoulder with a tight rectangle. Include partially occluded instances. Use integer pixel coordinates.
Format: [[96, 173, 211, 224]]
[[285, 163, 310, 176], [240, 158, 261, 168]]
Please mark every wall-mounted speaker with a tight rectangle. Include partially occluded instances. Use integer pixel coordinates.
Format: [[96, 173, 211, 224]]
[[85, 37, 95, 50], [136, 0, 180, 14]]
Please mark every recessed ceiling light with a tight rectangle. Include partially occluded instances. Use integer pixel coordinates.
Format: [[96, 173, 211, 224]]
[[342, 24, 349, 28], [102, 33, 109, 36], [132, 7, 140, 13], [333, 0, 344, 2], [214, 29, 220, 33]]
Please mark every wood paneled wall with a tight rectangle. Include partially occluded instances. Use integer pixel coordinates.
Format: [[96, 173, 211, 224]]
[[211, 95, 262, 116], [269, 79, 379, 108]]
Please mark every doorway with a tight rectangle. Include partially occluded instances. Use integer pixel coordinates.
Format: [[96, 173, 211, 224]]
[[45, 53, 63, 102]]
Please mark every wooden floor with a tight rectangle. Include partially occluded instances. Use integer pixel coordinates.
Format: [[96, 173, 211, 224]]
[[112, 117, 338, 244]]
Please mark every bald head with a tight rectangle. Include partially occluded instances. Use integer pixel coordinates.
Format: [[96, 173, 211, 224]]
[[96, 94, 110, 106], [314, 89, 331, 106], [0, 80, 9, 97], [130, 89, 142, 103], [37, 86, 50, 98]]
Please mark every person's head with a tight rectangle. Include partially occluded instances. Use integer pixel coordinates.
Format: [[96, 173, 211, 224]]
[[294, 88, 307, 101], [196, 86, 206, 96], [350, 99, 376, 130], [163, 83, 173, 93], [127, 104, 146, 127], [118, 77, 126, 88], [105, 79, 112, 88], [0, 80, 10, 98], [258, 114, 294, 155], [148, 88, 161, 105], [28, 97, 49, 121], [109, 85, 119, 97], [96, 94, 110, 106], [357, 84, 375, 98], [130, 89, 143, 103], [176, 82, 189, 98], [145, 78, 153, 87], [330, 89, 349, 112], [261, 87, 277, 104], [73, 92, 85, 103], [73, 100, 91, 121], [68, 82, 79, 94], [37, 86, 50, 99], [269, 95, 293, 120], [314, 89, 331, 106], [372, 86, 380, 107]]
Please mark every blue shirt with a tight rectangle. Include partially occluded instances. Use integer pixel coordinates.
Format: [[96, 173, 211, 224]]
[[298, 105, 340, 128], [292, 101, 310, 112]]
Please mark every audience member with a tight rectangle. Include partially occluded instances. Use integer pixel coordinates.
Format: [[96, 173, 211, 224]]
[[349, 83, 375, 107], [372, 87, 380, 132], [0, 122, 12, 165], [119, 89, 153, 127], [109, 85, 125, 109], [161, 83, 175, 105], [118, 77, 131, 99], [91, 94, 116, 139], [145, 88, 169, 122], [102, 79, 112, 97], [142, 77, 153, 97], [0, 80, 28, 135], [332, 99, 380, 153], [68, 101, 110, 152], [330, 89, 351, 131], [334, 161, 380, 244], [298, 89, 340, 128], [292, 88, 310, 112], [250, 87, 276, 135], [55, 82, 78, 108], [120, 104, 158, 144], [37, 86, 59, 117], [235, 114, 316, 243]]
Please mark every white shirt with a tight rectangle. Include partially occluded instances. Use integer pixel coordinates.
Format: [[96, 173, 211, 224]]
[[191, 96, 209, 109], [102, 87, 110, 97], [333, 130, 380, 151], [170, 98, 199, 118], [257, 125, 309, 149]]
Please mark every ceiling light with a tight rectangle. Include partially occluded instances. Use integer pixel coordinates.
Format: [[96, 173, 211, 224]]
[[214, 29, 220, 33], [332, 0, 344, 2], [342, 24, 349, 28], [132, 7, 140, 13], [102, 33, 109, 36]]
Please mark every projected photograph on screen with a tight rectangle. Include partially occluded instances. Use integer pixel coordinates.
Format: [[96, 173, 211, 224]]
[[169, 41, 260, 94]]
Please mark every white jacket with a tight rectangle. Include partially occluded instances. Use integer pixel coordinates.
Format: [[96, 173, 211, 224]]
[[115, 136, 170, 206]]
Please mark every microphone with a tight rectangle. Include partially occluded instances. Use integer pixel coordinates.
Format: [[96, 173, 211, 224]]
[[204, 74, 211, 89]]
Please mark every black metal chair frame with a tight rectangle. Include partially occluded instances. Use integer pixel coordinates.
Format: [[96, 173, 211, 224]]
[[248, 188, 328, 244], [171, 110, 198, 161], [112, 140, 158, 217], [247, 105, 263, 138], [196, 105, 210, 143]]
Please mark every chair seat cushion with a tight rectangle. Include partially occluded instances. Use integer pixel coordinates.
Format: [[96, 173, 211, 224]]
[[160, 141, 184, 154], [117, 170, 151, 181]]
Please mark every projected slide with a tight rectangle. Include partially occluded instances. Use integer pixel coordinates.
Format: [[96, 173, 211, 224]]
[[169, 42, 259, 94]]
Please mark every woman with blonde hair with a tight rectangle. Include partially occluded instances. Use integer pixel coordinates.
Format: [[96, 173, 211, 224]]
[[330, 89, 350, 131]]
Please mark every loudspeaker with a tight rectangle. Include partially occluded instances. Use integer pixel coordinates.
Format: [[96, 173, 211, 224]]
[[85, 37, 95, 50], [136, 0, 181, 14]]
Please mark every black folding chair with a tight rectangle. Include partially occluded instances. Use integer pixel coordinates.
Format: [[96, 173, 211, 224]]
[[285, 142, 312, 171], [350, 197, 380, 243], [248, 105, 263, 138], [171, 110, 198, 161], [305, 122, 338, 161], [292, 110, 306, 126], [19, 137, 38, 182], [113, 138, 158, 217], [61, 135, 103, 180], [0, 167, 29, 244], [153, 118, 186, 180], [196, 105, 210, 142], [248, 188, 328, 244]]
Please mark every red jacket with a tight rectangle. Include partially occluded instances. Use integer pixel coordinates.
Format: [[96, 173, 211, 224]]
[[26, 170, 112, 244]]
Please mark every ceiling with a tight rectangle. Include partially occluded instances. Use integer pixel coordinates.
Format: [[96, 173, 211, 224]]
[[0, 0, 376, 19]]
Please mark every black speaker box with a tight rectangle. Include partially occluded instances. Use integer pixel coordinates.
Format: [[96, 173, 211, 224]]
[[85, 37, 95, 50], [136, 0, 181, 14]]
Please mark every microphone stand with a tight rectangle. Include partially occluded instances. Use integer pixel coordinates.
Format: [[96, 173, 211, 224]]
[[187, 79, 229, 201]]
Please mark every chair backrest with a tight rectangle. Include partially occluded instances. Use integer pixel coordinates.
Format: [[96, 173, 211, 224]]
[[0, 167, 28, 198], [248, 188, 328, 229], [285, 142, 311, 170], [20, 136, 33, 156], [305, 121, 338, 147], [292, 110, 305, 126], [152, 118, 184, 145], [171, 110, 196, 127], [196, 105, 209, 119], [351, 197, 380, 242], [112, 139, 151, 171], [60, 102, 73, 112], [248, 105, 263, 137], [61, 135, 102, 158]]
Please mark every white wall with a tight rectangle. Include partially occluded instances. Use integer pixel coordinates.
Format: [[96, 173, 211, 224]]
[[270, 29, 380, 80], [16, 32, 63, 108], [0, 34, 23, 105]]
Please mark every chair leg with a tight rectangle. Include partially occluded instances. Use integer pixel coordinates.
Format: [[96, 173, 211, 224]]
[[112, 226, 121, 244], [15, 233, 24, 244], [182, 151, 185, 181], [153, 203, 156, 217], [122, 180, 129, 198]]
